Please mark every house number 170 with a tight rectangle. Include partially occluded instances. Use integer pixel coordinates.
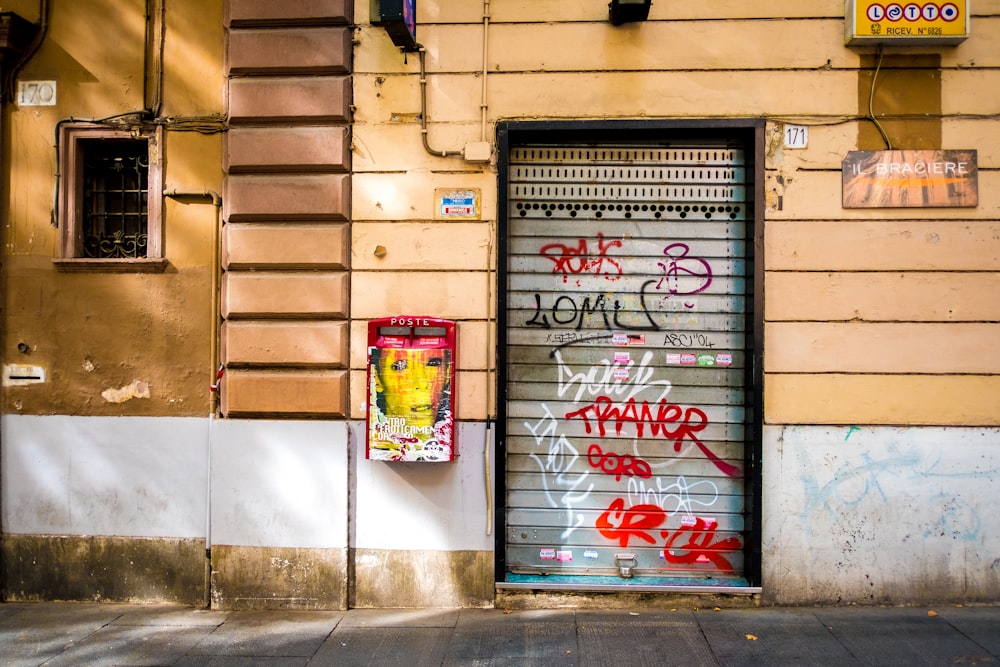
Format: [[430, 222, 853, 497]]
[[18, 80, 57, 107]]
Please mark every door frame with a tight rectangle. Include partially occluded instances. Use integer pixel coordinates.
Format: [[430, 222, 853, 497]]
[[493, 118, 766, 591]]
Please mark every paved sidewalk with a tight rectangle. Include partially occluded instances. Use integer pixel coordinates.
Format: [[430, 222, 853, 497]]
[[0, 601, 998, 666]]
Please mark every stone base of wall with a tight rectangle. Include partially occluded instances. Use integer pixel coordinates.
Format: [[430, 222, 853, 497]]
[[210, 544, 347, 610], [2, 534, 205, 605], [352, 549, 494, 608], [496, 589, 761, 611]]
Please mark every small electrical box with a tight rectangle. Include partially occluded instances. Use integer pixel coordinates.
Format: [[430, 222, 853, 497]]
[[846, 0, 970, 46], [366, 316, 457, 462], [370, 0, 419, 51]]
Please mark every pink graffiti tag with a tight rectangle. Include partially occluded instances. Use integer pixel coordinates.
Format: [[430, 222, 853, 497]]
[[596, 498, 667, 548], [656, 242, 713, 295], [565, 396, 741, 477], [587, 443, 652, 481], [661, 517, 742, 571], [540, 233, 623, 284]]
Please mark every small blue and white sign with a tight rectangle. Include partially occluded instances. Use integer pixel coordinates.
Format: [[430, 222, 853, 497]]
[[437, 189, 479, 218]]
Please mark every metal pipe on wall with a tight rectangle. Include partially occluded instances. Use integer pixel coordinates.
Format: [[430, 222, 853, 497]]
[[163, 188, 222, 609], [417, 47, 461, 158], [1, 0, 47, 101], [480, 0, 490, 143], [481, 0, 494, 536], [144, 0, 165, 117]]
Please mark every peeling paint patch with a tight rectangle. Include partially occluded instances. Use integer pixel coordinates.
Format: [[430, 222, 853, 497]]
[[102, 380, 151, 403]]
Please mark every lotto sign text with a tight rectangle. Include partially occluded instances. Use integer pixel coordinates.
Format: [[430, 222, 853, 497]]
[[846, 0, 968, 44]]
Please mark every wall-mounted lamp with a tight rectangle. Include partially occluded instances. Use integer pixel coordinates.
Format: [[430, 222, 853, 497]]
[[609, 0, 652, 26], [371, 0, 419, 51]]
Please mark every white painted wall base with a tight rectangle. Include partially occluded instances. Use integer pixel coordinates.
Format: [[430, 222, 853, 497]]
[[763, 425, 1000, 604], [210, 418, 349, 549], [1, 415, 493, 555], [7, 415, 997, 605], [2, 415, 208, 537]]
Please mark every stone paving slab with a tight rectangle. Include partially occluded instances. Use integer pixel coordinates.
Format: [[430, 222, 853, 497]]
[[335, 607, 460, 628], [183, 610, 343, 658], [813, 607, 997, 666], [175, 656, 310, 667], [576, 609, 719, 667], [445, 609, 579, 665], [41, 623, 220, 667], [696, 608, 861, 666], [313, 626, 453, 666], [0, 602, 998, 666], [936, 606, 1000, 656], [0, 603, 153, 667]]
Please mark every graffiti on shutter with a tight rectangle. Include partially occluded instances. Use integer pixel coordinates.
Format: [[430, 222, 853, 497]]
[[504, 144, 752, 585]]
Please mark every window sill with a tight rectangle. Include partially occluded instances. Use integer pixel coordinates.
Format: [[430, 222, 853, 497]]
[[53, 258, 169, 273]]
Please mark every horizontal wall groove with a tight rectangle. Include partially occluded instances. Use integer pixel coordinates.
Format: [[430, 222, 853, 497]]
[[222, 315, 349, 321], [228, 19, 355, 28], [409, 15, 999, 25], [354, 67, 1000, 76], [228, 67, 351, 77], [224, 363, 347, 369], [765, 270, 1000, 273], [765, 320, 1000, 324], [764, 420, 1000, 427], [226, 166, 350, 175], [766, 372, 1000, 376]]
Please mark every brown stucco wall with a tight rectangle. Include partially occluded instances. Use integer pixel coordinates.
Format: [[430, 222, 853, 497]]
[[2, 0, 225, 417]]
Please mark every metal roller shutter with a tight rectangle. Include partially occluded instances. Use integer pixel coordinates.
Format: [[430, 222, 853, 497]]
[[502, 142, 754, 589]]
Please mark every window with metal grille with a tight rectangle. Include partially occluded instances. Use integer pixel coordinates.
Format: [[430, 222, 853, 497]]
[[82, 139, 149, 259], [54, 122, 165, 271]]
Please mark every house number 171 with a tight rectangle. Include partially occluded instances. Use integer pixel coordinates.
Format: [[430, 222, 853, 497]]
[[783, 124, 808, 149]]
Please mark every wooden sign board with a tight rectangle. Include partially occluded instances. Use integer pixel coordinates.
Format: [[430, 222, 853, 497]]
[[842, 150, 978, 208]]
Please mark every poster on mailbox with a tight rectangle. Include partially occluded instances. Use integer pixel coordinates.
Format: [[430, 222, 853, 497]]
[[366, 317, 456, 462]]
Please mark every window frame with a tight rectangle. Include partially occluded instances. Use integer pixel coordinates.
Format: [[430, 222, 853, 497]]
[[53, 122, 167, 272]]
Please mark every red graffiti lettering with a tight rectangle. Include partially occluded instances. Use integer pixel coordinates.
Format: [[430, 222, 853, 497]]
[[565, 396, 740, 477], [661, 518, 742, 571], [587, 443, 652, 481], [596, 498, 667, 548], [540, 233, 623, 284]]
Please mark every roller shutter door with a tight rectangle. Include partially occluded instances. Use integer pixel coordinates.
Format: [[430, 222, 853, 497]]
[[503, 142, 753, 588]]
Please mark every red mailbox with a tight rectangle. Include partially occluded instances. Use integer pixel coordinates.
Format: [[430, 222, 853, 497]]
[[366, 316, 457, 461]]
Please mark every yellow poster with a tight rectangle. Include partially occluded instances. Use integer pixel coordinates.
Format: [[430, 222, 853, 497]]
[[367, 347, 455, 461]]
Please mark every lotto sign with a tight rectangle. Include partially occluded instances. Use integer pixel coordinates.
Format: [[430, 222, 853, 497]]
[[846, 0, 969, 45]]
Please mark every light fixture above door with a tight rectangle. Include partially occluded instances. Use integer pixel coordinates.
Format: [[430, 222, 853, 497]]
[[609, 0, 652, 26]]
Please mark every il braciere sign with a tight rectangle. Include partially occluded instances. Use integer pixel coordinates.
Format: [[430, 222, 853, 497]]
[[842, 150, 978, 208]]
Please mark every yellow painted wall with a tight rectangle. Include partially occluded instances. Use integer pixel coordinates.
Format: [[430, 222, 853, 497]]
[[2, 0, 225, 416], [353, 1, 1000, 426], [6, 0, 996, 425]]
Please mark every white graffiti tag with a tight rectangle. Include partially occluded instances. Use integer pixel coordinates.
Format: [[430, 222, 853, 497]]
[[525, 404, 594, 539], [554, 349, 672, 405], [627, 475, 721, 516]]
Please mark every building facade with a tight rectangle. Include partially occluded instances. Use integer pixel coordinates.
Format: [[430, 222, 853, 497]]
[[0, 0, 998, 609]]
